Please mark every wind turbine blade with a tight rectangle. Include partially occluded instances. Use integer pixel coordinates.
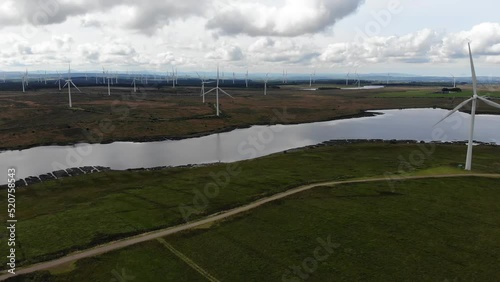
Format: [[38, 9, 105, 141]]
[[203, 88, 216, 96], [63, 82, 69, 88], [434, 98, 474, 126], [468, 43, 478, 96], [220, 89, 234, 99], [71, 82, 82, 92], [478, 96, 500, 110]]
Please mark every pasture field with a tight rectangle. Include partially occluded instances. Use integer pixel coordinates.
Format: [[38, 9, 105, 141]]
[[1, 143, 499, 269]]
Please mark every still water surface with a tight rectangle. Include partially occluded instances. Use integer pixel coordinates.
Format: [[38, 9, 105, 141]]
[[1, 108, 499, 184]]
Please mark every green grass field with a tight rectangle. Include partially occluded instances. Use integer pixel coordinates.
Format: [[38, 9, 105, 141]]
[[10, 176, 500, 281], [1, 143, 500, 270]]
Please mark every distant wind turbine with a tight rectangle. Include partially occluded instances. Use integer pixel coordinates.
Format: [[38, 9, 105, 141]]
[[245, 70, 249, 88], [204, 66, 234, 116], [64, 64, 82, 108], [55, 72, 62, 91], [131, 77, 137, 93], [264, 73, 269, 96], [21, 69, 28, 93], [435, 43, 500, 171]]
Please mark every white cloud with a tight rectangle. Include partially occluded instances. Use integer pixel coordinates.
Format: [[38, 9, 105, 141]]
[[248, 38, 319, 64], [319, 23, 500, 67], [206, 0, 365, 37]]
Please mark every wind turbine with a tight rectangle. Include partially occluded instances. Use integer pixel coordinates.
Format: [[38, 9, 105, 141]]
[[245, 70, 249, 88], [172, 68, 176, 88], [451, 74, 456, 88], [264, 73, 269, 95], [354, 72, 361, 88], [55, 72, 62, 91], [204, 66, 234, 116], [63, 64, 82, 108], [103, 67, 111, 96], [346, 72, 350, 86], [233, 72, 235, 84], [21, 69, 30, 93], [435, 43, 500, 171], [197, 73, 214, 103], [131, 76, 137, 93]]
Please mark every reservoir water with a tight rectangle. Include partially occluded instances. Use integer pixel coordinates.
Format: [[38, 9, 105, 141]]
[[1, 108, 499, 184]]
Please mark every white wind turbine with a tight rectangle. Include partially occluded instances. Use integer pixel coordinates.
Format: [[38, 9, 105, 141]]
[[204, 66, 234, 116], [264, 73, 269, 96], [233, 72, 235, 84], [451, 74, 456, 88], [103, 67, 111, 96], [171, 68, 176, 88], [21, 70, 28, 93], [197, 72, 214, 103], [346, 72, 350, 86], [435, 43, 500, 171], [245, 70, 249, 88], [63, 64, 82, 108], [131, 76, 137, 93], [354, 72, 361, 88], [55, 72, 63, 91]]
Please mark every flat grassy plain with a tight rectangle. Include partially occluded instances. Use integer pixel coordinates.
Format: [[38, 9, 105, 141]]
[[3, 84, 498, 150], [9, 176, 500, 281], [1, 143, 500, 270]]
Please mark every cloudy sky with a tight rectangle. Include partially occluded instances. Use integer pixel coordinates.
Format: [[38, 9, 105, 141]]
[[1, 0, 499, 76]]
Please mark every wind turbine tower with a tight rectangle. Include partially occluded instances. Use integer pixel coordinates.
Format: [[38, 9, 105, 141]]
[[435, 43, 500, 170]]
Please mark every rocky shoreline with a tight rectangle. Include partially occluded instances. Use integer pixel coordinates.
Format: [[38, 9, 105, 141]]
[[1, 166, 111, 189]]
